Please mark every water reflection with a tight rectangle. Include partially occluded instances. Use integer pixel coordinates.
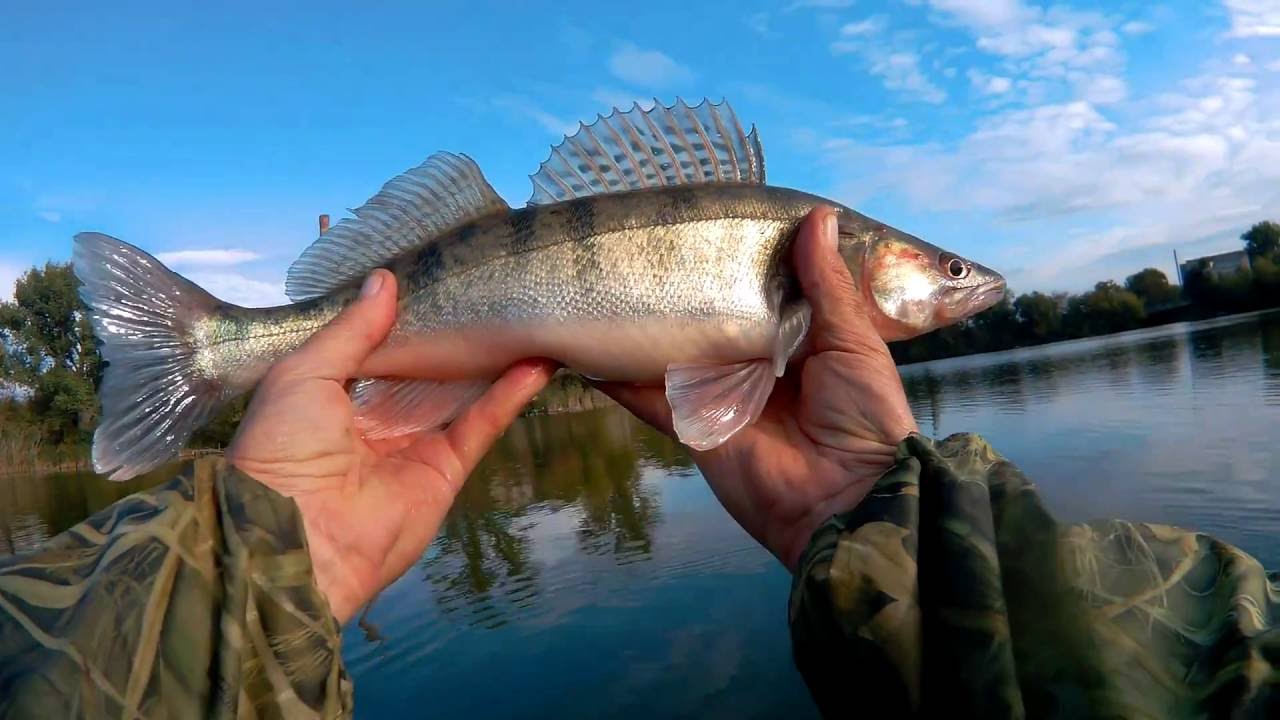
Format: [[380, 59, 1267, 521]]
[[0, 463, 179, 556], [901, 309, 1280, 569], [419, 409, 690, 628], [1132, 335, 1182, 395], [901, 314, 1280, 438], [1262, 322, 1280, 405]]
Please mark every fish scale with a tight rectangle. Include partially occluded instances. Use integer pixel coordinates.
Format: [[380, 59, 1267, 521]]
[[72, 98, 1006, 481]]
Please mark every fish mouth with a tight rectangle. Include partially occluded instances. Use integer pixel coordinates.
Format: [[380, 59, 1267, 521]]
[[967, 279, 1007, 311], [949, 277, 1007, 319]]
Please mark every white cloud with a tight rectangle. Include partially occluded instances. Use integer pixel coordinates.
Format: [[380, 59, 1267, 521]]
[[976, 22, 1076, 58], [925, 0, 1125, 93], [1120, 20, 1155, 35], [747, 12, 770, 35], [1223, 0, 1280, 38], [839, 16, 887, 37], [185, 272, 287, 308], [869, 52, 948, 103], [491, 94, 577, 136], [830, 19, 946, 104], [1269, 59, 1280, 71], [1233, 53, 1254, 66], [36, 210, 61, 223], [968, 68, 1013, 95], [608, 43, 694, 88], [155, 248, 261, 267], [927, 0, 1028, 28], [0, 261, 22, 302], [813, 73, 1280, 291], [1074, 74, 1128, 104]]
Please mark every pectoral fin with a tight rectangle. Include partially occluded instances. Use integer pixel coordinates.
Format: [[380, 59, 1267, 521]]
[[350, 377, 491, 440], [665, 359, 775, 451], [774, 299, 812, 376]]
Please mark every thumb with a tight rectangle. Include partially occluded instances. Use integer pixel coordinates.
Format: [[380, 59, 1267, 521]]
[[276, 269, 399, 383], [793, 206, 884, 357]]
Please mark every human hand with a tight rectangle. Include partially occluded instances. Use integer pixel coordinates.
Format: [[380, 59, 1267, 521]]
[[226, 270, 557, 623], [598, 207, 919, 571]]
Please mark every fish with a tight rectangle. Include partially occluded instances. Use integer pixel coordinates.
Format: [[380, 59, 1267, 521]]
[[72, 98, 1006, 481]]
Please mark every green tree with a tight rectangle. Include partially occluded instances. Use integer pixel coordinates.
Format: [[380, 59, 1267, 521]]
[[1252, 255, 1280, 295], [1243, 221, 1280, 260], [967, 293, 1019, 351], [1013, 292, 1063, 343], [0, 263, 101, 446], [189, 395, 252, 449], [1062, 281, 1146, 338], [1124, 268, 1181, 308]]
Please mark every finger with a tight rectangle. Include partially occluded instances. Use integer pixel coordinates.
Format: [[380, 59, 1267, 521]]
[[593, 381, 675, 437], [793, 206, 884, 357], [438, 358, 559, 476], [274, 269, 398, 383]]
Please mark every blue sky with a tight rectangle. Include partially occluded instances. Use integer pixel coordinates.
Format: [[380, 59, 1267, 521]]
[[3, 0, 1278, 305]]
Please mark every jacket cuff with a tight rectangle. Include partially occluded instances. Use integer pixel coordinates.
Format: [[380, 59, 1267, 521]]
[[201, 456, 354, 715]]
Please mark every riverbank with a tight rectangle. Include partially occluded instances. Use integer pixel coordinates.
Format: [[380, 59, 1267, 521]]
[[524, 371, 617, 415], [0, 448, 222, 479], [890, 296, 1280, 366]]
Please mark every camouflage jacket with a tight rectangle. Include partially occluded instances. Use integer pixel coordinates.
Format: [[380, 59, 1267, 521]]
[[0, 459, 351, 719], [790, 433, 1280, 719], [1, 434, 1277, 718]]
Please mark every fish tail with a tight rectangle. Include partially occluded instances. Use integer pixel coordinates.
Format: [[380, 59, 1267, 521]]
[[73, 232, 236, 481]]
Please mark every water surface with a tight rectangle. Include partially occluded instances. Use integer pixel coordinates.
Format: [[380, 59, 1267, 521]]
[[901, 309, 1280, 567], [3, 309, 1279, 718]]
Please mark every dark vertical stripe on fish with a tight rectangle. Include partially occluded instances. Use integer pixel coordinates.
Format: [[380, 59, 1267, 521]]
[[565, 198, 597, 241], [656, 186, 698, 226], [508, 207, 539, 255]]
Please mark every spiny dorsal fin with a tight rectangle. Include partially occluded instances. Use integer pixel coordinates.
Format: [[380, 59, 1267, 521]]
[[286, 151, 509, 301], [526, 97, 765, 206]]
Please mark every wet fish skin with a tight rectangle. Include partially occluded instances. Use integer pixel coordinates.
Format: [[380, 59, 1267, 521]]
[[73, 98, 1006, 480], [194, 183, 984, 394]]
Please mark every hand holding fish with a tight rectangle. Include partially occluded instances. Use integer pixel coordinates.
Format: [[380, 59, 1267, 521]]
[[600, 207, 918, 571], [224, 270, 557, 623]]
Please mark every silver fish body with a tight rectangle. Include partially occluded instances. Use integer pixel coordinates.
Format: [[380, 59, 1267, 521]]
[[205, 185, 832, 389], [74, 99, 1005, 480]]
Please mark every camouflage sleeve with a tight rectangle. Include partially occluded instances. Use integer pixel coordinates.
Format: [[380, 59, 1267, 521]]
[[0, 457, 352, 719], [789, 432, 1280, 720]]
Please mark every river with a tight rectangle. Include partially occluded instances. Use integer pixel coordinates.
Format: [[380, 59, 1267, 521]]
[[2, 309, 1278, 718]]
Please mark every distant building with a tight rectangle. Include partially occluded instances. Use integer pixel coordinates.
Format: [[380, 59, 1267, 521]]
[[1180, 249, 1252, 281]]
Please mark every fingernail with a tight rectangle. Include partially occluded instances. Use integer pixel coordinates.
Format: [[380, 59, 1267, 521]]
[[360, 270, 384, 299], [822, 211, 839, 255]]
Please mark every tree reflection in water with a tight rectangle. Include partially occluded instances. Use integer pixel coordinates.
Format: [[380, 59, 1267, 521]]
[[418, 407, 691, 627]]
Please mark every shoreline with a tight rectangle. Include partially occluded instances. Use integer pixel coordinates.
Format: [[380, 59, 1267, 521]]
[[0, 448, 222, 479]]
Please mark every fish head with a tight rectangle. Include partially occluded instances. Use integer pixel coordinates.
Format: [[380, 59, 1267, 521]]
[[837, 212, 1006, 341]]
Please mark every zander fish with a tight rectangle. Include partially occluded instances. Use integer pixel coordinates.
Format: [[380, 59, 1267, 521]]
[[73, 98, 1006, 480]]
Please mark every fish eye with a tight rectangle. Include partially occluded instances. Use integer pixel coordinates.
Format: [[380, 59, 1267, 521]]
[[940, 253, 970, 280]]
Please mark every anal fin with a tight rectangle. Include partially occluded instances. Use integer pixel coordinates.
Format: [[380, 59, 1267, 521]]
[[351, 377, 490, 440], [665, 359, 775, 451]]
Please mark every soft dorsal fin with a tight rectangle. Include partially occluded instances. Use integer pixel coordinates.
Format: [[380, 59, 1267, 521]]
[[286, 152, 509, 301], [526, 97, 765, 206]]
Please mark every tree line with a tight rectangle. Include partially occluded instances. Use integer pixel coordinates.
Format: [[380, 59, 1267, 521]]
[[2, 220, 1277, 468], [0, 261, 248, 471], [889, 220, 1280, 364]]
